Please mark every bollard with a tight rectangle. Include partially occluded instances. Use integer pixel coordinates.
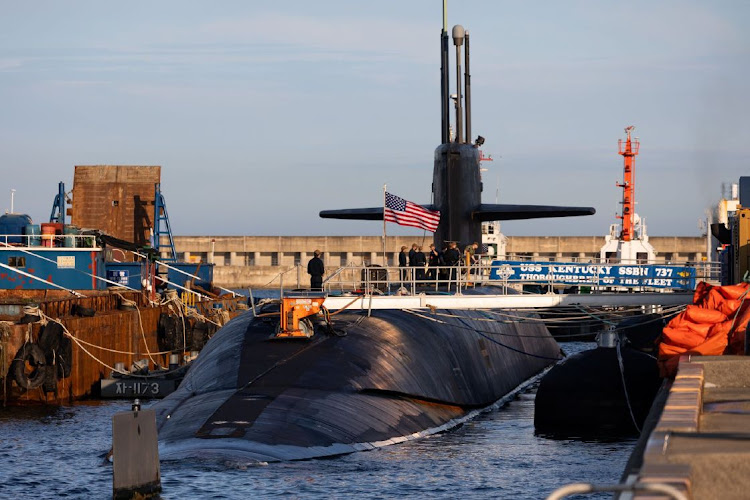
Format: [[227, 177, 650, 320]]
[[597, 325, 618, 348], [112, 401, 161, 499], [168, 353, 180, 371]]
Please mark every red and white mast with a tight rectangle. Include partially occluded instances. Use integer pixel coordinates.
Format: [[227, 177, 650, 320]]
[[600, 126, 655, 264], [616, 126, 640, 241]]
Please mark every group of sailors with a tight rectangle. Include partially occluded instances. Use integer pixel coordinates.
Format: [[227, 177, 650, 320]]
[[399, 241, 479, 283], [305, 242, 481, 290]]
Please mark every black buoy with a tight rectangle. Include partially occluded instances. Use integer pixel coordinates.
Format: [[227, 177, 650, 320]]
[[534, 317, 664, 438]]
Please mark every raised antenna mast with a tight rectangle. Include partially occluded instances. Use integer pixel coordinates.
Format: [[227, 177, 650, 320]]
[[464, 30, 471, 144], [452, 25, 464, 143], [440, 1, 450, 144]]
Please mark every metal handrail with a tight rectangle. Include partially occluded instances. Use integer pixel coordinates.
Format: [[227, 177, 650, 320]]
[[318, 262, 486, 296], [0, 233, 99, 248], [546, 481, 687, 500], [264, 265, 301, 295], [323, 262, 360, 293], [306, 261, 709, 297]]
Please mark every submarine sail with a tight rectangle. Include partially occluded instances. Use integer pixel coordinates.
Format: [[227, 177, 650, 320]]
[[320, 23, 594, 247]]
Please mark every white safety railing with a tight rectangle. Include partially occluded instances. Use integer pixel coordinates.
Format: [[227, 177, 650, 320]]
[[269, 260, 720, 297], [262, 265, 303, 295], [322, 262, 481, 296], [0, 233, 99, 249]]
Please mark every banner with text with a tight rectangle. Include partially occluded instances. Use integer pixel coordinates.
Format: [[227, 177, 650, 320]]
[[488, 261, 696, 290]]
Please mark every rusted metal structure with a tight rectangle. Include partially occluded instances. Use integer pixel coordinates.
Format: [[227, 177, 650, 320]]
[[0, 291, 242, 405], [71, 166, 161, 255]]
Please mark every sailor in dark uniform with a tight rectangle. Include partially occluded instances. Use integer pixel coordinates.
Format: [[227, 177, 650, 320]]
[[443, 241, 461, 286], [427, 243, 442, 281], [307, 250, 325, 291], [444, 241, 461, 267], [408, 243, 418, 268], [414, 246, 427, 281], [398, 246, 409, 283]]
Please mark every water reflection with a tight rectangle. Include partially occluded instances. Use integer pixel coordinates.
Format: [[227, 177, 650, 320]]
[[0, 343, 635, 499]]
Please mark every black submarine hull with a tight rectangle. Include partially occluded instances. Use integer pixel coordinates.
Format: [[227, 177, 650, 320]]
[[534, 346, 661, 437], [153, 294, 561, 461]]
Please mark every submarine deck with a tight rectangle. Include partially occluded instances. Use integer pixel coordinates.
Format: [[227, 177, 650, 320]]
[[153, 290, 561, 461]]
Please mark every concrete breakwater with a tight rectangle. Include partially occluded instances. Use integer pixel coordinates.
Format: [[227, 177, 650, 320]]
[[170, 235, 707, 288]]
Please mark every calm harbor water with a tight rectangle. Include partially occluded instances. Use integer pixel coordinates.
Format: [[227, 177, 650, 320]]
[[0, 342, 634, 499]]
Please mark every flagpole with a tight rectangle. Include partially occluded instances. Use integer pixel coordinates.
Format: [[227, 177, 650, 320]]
[[382, 184, 387, 266]]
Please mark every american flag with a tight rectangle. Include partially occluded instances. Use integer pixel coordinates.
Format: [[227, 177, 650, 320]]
[[384, 192, 440, 232]]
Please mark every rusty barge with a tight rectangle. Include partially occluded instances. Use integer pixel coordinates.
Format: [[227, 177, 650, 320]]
[[0, 165, 244, 405], [0, 290, 241, 404]]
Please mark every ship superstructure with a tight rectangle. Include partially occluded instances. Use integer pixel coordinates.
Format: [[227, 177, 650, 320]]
[[599, 126, 656, 264]]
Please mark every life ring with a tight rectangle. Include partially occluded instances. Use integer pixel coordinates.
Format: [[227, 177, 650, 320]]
[[11, 343, 46, 390]]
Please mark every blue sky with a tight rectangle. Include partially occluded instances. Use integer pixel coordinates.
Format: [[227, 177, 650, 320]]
[[1, 1, 748, 237]]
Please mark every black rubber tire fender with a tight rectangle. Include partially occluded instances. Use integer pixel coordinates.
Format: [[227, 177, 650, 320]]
[[71, 304, 96, 317], [38, 321, 64, 354], [43, 365, 58, 393], [11, 343, 46, 390], [56, 335, 73, 379]]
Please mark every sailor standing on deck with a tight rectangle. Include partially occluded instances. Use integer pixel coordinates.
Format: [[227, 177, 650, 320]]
[[427, 243, 442, 281], [464, 242, 479, 285], [408, 243, 418, 267], [414, 246, 427, 281], [443, 242, 461, 285], [464, 242, 479, 267], [398, 246, 409, 283], [307, 250, 325, 291]]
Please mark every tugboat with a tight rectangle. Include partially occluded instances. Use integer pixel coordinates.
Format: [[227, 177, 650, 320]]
[[152, 12, 595, 462]]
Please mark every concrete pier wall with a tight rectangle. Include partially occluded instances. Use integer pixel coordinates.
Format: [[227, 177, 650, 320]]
[[171, 235, 707, 288]]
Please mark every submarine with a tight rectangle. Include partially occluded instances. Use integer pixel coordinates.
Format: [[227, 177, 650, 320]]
[[152, 17, 596, 462], [534, 314, 667, 438]]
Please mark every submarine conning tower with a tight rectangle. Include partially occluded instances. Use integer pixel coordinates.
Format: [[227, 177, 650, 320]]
[[317, 16, 595, 234], [433, 23, 482, 247], [433, 143, 481, 247]]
